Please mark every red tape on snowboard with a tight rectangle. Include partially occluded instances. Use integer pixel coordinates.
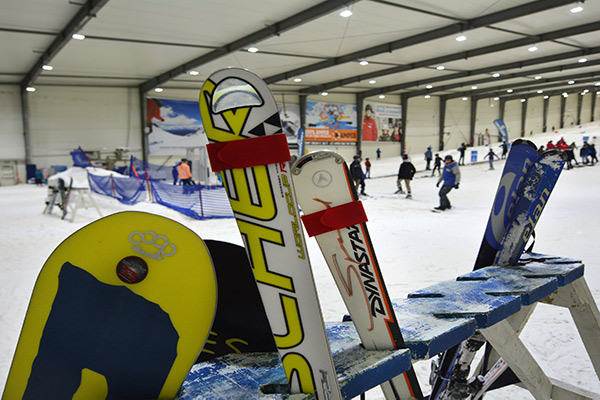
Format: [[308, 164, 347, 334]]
[[302, 201, 368, 237], [207, 134, 291, 172]]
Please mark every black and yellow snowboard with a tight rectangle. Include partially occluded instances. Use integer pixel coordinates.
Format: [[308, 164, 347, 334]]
[[3, 211, 217, 400]]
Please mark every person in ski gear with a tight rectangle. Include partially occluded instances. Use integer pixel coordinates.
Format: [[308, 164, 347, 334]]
[[172, 161, 181, 185], [546, 140, 555, 150], [537, 145, 545, 156], [362, 104, 378, 141], [500, 141, 508, 159], [177, 159, 193, 192], [349, 155, 366, 195], [590, 144, 598, 165], [565, 144, 578, 169], [365, 158, 372, 178], [431, 153, 442, 176], [396, 154, 416, 198], [435, 155, 460, 211], [556, 137, 568, 151], [484, 149, 500, 170], [457, 143, 467, 165], [424, 146, 433, 170], [376, 148, 381, 159], [581, 142, 591, 164]]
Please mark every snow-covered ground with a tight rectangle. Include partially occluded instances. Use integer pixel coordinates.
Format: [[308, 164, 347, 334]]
[[1, 124, 599, 398]]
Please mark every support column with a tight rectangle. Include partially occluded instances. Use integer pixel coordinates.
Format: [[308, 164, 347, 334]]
[[401, 93, 409, 154], [521, 98, 527, 137], [591, 91, 596, 122], [542, 96, 549, 132], [470, 97, 477, 146], [20, 88, 31, 165], [577, 93, 583, 125], [560, 96, 566, 129], [356, 94, 364, 156], [139, 88, 148, 163], [439, 96, 447, 151]]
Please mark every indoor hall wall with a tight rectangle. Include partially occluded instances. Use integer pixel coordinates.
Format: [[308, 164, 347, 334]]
[[444, 98, 471, 151], [563, 94, 578, 127], [547, 96, 562, 131], [475, 98, 500, 141], [404, 96, 439, 155], [595, 93, 600, 122], [0, 85, 25, 161], [503, 99, 522, 140], [525, 97, 544, 135], [580, 93, 592, 124], [28, 86, 142, 169]]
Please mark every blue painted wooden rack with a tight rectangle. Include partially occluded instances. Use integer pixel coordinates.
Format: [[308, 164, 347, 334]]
[[177, 253, 600, 399]]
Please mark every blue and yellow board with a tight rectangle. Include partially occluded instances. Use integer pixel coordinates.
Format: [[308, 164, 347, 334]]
[[3, 211, 217, 400]]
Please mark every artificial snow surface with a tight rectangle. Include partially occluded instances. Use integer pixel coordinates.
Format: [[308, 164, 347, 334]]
[[1, 125, 599, 398]]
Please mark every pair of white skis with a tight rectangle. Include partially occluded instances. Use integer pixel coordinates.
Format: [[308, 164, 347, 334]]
[[201, 67, 421, 399]]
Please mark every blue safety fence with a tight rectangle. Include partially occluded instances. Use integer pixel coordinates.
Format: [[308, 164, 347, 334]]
[[88, 174, 148, 205], [150, 180, 233, 220], [87, 171, 233, 219], [70, 147, 93, 167], [129, 155, 172, 181]]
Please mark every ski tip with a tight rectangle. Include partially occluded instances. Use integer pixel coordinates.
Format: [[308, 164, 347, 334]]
[[512, 139, 538, 150]]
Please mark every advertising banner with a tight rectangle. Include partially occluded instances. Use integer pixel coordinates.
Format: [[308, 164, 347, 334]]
[[305, 101, 357, 145], [362, 102, 402, 142]]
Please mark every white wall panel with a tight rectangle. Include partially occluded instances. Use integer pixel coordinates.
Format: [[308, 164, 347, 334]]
[[444, 98, 471, 151], [547, 96, 562, 132], [406, 96, 439, 153], [503, 99, 522, 140], [475, 98, 500, 142], [0, 85, 25, 161], [525, 97, 544, 135], [564, 94, 578, 127], [28, 86, 142, 168]]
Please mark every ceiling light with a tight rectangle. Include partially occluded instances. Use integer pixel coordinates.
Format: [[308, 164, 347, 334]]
[[293, 77, 302, 82], [578, 58, 587, 63], [537, 90, 544, 94], [425, 84, 433, 89], [493, 97, 500, 101], [570, 5, 583, 13], [492, 73, 501, 78], [42, 65, 53, 71], [247, 46, 259, 53], [189, 70, 199, 76], [568, 80, 575, 84], [563, 92, 569, 97], [25, 87, 36, 92], [581, 92, 586, 95], [535, 75, 542, 80], [378, 94, 386, 99], [544, 95, 549, 99], [424, 94, 431, 99], [471, 85, 478, 90], [72, 33, 85, 40], [456, 34, 467, 42], [369, 80, 376, 84], [528, 46, 538, 52], [436, 65, 445, 70], [359, 60, 369, 66], [462, 97, 468, 101], [521, 98, 526, 102], [154, 87, 163, 93], [507, 89, 513, 93], [321, 91, 328, 96], [339, 8, 353, 17], [595, 82, 600, 86]]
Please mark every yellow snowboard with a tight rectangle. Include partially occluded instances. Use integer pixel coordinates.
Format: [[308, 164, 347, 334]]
[[3, 211, 217, 400]]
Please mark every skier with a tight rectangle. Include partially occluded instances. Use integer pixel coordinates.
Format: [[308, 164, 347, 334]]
[[365, 158, 372, 178], [581, 143, 590, 164], [177, 158, 193, 193], [590, 144, 598, 165], [565, 144, 578, 169], [172, 161, 181, 185], [431, 153, 442, 176], [547, 140, 555, 150], [349, 155, 366, 195], [396, 154, 416, 198], [376, 148, 381, 159], [484, 149, 500, 170], [435, 155, 460, 211], [457, 143, 467, 165], [424, 146, 433, 170], [500, 141, 508, 159], [362, 104, 378, 141]]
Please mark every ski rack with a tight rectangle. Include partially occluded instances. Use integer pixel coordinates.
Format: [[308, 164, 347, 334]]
[[177, 253, 600, 399], [64, 188, 102, 222]]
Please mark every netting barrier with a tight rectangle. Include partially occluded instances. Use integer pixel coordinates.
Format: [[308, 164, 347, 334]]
[[150, 180, 233, 220], [87, 171, 233, 220], [129, 155, 172, 181], [70, 147, 93, 168]]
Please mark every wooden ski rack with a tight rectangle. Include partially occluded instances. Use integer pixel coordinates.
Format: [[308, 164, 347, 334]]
[[177, 253, 600, 399]]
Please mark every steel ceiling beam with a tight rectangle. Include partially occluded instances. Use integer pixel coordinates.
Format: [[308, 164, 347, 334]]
[[20, 0, 110, 89], [268, 0, 577, 87], [405, 56, 600, 98], [328, 21, 600, 98], [139, 0, 357, 93]]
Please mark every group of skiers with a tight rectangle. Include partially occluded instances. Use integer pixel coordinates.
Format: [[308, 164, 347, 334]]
[[544, 138, 598, 169]]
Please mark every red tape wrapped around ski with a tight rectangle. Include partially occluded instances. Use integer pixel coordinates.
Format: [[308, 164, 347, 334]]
[[302, 201, 368, 237], [207, 134, 291, 172]]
